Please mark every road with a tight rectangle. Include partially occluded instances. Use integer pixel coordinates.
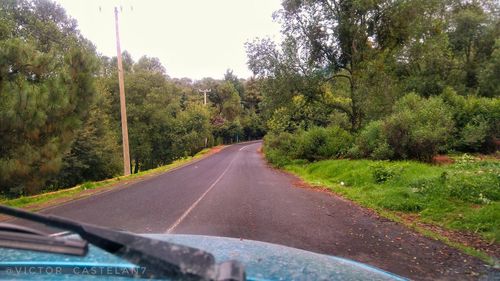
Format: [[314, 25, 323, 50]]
[[8, 141, 491, 280]]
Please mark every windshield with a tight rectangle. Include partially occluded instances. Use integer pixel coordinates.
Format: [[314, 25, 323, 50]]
[[0, 0, 498, 280]]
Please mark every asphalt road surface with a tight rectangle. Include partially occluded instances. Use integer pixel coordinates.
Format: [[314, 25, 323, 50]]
[[7, 141, 492, 280]]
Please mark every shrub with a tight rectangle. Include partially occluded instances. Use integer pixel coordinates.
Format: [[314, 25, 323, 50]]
[[264, 126, 354, 164], [354, 94, 454, 161], [263, 131, 297, 166], [295, 126, 353, 161], [351, 121, 394, 159], [384, 93, 454, 161], [441, 88, 500, 152]]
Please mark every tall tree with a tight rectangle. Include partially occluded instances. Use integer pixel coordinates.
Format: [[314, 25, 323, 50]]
[[0, 0, 99, 195], [49, 80, 121, 188]]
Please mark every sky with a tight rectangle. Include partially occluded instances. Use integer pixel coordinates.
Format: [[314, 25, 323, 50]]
[[53, 0, 283, 80]]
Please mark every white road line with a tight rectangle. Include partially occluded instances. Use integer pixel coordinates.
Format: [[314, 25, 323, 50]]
[[165, 144, 252, 233]]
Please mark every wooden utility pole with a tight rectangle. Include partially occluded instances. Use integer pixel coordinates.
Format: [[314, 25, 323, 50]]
[[114, 7, 131, 176], [198, 89, 211, 105], [198, 89, 211, 147]]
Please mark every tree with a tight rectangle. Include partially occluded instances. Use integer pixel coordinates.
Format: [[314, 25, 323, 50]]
[[478, 39, 500, 97], [448, 1, 499, 94], [173, 104, 211, 156], [0, 0, 99, 195], [49, 80, 121, 188], [224, 69, 244, 99], [135, 56, 167, 75], [242, 77, 263, 111], [123, 63, 180, 172]]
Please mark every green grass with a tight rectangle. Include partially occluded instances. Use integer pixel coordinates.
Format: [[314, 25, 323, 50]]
[[0, 147, 218, 210], [283, 155, 500, 243]]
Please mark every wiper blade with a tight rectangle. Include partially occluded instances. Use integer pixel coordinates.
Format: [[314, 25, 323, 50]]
[[0, 229, 88, 256], [0, 205, 246, 281]]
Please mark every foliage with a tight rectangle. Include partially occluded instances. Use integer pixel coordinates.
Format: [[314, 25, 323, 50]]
[[478, 39, 500, 97], [351, 94, 455, 161], [370, 162, 406, 184], [263, 132, 298, 167], [0, 0, 98, 195], [247, 0, 499, 158], [173, 103, 211, 156], [284, 157, 500, 242], [264, 126, 353, 165], [295, 126, 353, 161], [350, 121, 393, 160], [383, 93, 455, 161], [442, 88, 500, 152], [48, 82, 121, 189]]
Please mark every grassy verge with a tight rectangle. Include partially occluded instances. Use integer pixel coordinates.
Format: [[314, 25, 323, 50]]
[[0, 146, 223, 211], [278, 155, 499, 263]]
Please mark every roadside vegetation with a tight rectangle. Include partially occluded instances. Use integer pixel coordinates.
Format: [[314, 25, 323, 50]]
[[248, 0, 499, 258], [284, 156, 499, 243], [264, 124, 499, 244]]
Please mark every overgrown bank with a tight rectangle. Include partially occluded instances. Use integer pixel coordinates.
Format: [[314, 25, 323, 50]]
[[263, 134, 499, 260]]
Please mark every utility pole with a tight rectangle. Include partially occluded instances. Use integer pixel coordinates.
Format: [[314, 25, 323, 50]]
[[114, 7, 131, 176], [198, 89, 211, 105], [198, 89, 211, 147]]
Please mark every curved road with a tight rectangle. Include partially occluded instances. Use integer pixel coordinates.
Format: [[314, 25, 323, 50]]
[[10, 141, 491, 280]]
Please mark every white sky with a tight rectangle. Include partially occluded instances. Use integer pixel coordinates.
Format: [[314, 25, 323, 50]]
[[53, 0, 282, 80]]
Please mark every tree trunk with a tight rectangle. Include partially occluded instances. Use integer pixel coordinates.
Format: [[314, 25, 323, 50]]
[[134, 158, 140, 174]]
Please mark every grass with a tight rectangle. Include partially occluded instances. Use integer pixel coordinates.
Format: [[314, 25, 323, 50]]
[[0, 147, 221, 210], [279, 154, 499, 263]]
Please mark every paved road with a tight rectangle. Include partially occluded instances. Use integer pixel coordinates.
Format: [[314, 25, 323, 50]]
[[8, 141, 491, 280]]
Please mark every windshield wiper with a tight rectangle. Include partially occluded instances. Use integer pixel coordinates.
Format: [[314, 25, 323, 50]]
[[0, 222, 88, 256], [0, 205, 246, 281]]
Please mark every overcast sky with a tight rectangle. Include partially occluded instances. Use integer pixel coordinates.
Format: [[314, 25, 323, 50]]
[[53, 0, 282, 80]]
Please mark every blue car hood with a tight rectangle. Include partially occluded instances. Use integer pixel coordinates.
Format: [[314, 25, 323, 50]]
[[0, 233, 406, 281]]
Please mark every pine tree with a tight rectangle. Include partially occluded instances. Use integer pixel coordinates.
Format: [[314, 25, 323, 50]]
[[0, 0, 98, 195]]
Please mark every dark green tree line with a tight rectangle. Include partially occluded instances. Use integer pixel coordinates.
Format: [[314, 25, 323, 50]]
[[248, 0, 499, 161], [0, 0, 99, 195]]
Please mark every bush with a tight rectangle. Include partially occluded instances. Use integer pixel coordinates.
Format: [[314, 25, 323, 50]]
[[353, 94, 454, 161], [295, 126, 353, 161], [441, 88, 500, 152], [264, 126, 353, 164], [263, 131, 298, 166], [384, 93, 454, 161], [350, 121, 394, 159]]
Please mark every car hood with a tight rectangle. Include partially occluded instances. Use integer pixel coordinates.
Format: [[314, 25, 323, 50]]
[[0, 233, 407, 281]]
